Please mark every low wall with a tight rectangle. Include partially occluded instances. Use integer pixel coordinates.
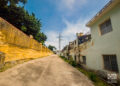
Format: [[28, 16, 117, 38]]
[[0, 17, 53, 62]]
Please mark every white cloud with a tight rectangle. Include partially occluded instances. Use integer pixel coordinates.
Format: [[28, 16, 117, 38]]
[[45, 17, 90, 50], [61, 18, 90, 48], [62, 18, 89, 36], [45, 31, 59, 49], [54, 0, 87, 12], [60, 0, 76, 10]]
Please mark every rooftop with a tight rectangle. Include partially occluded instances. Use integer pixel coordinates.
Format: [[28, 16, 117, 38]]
[[86, 0, 120, 27]]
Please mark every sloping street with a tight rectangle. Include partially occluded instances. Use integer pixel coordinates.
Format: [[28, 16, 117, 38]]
[[0, 55, 94, 86]]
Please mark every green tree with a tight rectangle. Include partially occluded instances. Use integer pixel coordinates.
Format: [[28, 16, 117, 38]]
[[0, 0, 47, 43], [48, 45, 56, 51], [0, 0, 27, 7], [35, 32, 47, 43]]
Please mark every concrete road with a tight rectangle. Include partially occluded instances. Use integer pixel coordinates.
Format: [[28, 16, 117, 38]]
[[0, 55, 94, 86]]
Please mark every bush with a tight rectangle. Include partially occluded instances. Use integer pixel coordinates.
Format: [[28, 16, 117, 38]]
[[69, 61, 77, 67], [89, 73, 97, 82], [60, 56, 77, 67]]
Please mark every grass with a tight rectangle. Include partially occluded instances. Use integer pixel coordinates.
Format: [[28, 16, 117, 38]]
[[60, 56, 77, 67], [0, 58, 36, 72], [77, 67, 110, 86], [60, 56, 111, 86]]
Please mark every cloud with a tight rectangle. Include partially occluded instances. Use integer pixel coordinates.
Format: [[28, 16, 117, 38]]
[[61, 18, 90, 48], [45, 31, 59, 49], [45, 0, 109, 50], [53, 0, 87, 12], [45, 17, 90, 50], [62, 18, 90, 36], [60, 0, 76, 10]]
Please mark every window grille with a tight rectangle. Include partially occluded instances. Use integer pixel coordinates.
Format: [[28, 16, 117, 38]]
[[100, 19, 113, 35], [103, 55, 119, 73]]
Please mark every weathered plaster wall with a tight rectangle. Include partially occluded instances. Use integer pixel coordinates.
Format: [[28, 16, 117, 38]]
[[0, 17, 43, 51], [0, 17, 53, 62], [81, 3, 120, 74]]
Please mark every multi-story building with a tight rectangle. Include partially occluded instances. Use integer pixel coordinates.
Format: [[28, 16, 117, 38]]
[[61, 33, 91, 63], [80, 0, 120, 74]]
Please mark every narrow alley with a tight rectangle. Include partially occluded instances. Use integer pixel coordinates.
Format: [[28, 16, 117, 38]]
[[0, 55, 94, 86]]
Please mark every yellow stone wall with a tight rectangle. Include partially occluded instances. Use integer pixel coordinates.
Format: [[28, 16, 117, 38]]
[[0, 17, 53, 62]]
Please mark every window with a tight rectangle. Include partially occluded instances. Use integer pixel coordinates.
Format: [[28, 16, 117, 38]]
[[82, 56, 86, 64], [100, 19, 113, 35], [103, 55, 119, 73], [74, 55, 76, 62]]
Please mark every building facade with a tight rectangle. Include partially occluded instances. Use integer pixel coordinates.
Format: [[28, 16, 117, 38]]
[[82, 0, 120, 74], [61, 0, 120, 75], [61, 33, 91, 63]]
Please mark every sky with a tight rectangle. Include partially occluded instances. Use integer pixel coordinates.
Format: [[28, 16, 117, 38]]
[[24, 0, 110, 50]]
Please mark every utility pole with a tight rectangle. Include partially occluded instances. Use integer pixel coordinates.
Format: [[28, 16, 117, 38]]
[[58, 33, 62, 54]]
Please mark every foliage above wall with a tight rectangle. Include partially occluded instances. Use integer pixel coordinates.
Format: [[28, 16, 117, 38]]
[[0, 0, 47, 44], [48, 45, 56, 51]]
